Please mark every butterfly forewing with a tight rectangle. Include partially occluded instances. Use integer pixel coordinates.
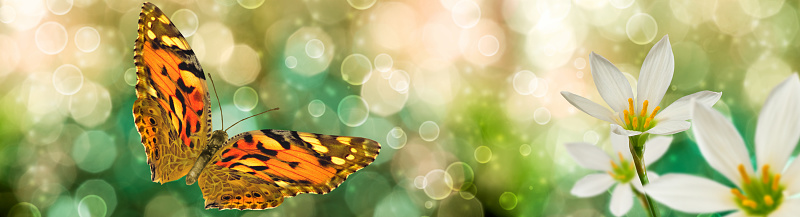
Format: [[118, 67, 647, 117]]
[[197, 130, 381, 210], [133, 2, 212, 184]]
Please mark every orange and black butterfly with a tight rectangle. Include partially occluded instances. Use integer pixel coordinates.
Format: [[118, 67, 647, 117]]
[[132, 2, 380, 210]]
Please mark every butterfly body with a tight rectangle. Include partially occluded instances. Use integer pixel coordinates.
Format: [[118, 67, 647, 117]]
[[133, 2, 380, 210]]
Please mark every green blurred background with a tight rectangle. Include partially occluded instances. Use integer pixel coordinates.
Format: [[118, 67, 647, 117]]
[[0, 0, 798, 216]]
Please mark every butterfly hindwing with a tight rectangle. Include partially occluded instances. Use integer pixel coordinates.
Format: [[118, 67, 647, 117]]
[[133, 2, 211, 184], [197, 130, 381, 210]]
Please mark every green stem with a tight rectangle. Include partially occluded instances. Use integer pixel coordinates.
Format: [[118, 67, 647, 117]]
[[632, 185, 652, 217], [629, 135, 660, 217]]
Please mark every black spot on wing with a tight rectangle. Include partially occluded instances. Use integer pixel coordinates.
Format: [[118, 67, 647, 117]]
[[287, 162, 299, 169], [250, 166, 269, 171], [177, 61, 205, 79], [241, 154, 271, 161], [221, 155, 237, 163], [255, 141, 278, 156], [176, 77, 195, 93], [243, 134, 254, 143], [261, 130, 292, 149]]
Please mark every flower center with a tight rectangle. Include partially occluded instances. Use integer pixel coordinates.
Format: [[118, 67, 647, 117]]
[[607, 152, 635, 183], [623, 98, 660, 131], [731, 164, 783, 215]]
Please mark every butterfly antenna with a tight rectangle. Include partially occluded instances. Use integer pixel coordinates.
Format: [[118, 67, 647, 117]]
[[207, 73, 224, 130], [224, 107, 280, 133]]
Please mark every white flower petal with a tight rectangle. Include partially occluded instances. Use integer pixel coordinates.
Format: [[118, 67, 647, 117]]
[[565, 143, 612, 171], [724, 211, 747, 217], [770, 198, 800, 217], [781, 157, 800, 195], [645, 120, 690, 135], [654, 90, 722, 122], [609, 130, 632, 159], [644, 136, 673, 165], [636, 35, 674, 111], [610, 183, 634, 217], [692, 102, 753, 184], [755, 74, 800, 172], [611, 124, 643, 136], [630, 172, 659, 193], [561, 91, 617, 124], [590, 52, 634, 114], [571, 173, 616, 197], [644, 174, 739, 213]]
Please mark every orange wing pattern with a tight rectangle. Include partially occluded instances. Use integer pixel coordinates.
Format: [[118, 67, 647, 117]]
[[133, 2, 211, 183], [197, 130, 381, 210]]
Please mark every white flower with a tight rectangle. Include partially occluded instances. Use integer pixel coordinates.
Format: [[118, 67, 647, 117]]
[[561, 35, 721, 136], [644, 74, 800, 216], [566, 131, 672, 216]]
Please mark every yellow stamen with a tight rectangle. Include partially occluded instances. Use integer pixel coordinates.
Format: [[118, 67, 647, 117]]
[[742, 199, 757, 209], [607, 171, 616, 178], [628, 98, 634, 116], [643, 117, 653, 129], [762, 164, 771, 184], [629, 162, 634, 170], [731, 189, 747, 200], [617, 152, 625, 162], [640, 100, 649, 117], [623, 110, 631, 125], [773, 174, 781, 191], [738, 164, 750, 184], [632, 117, 638, 129], [610, 160, 619, 170], [764, 195, 774, 207], [649, 106, 660, 119]]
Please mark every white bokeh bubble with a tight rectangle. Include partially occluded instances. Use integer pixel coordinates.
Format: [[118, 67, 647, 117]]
[[419, 121, 440, 142], [386, 127, 407, 149], [519, 144, 532, 156], [171, 9, 199, 37], [477, 35, 499, 56], [609, 0, 634, 9], [534, 107, 551, 125], [52, 64, 83, 95], [423, 170, 453, 200], [0, 6, 16, 23], [451, 0, 481, 28], [219, 44, 260, 86], [308, 99, 326, 118], [46, 0, 73, 15], [374, 53, 393, 74], [238, 0, 266, 9], [389, 70, 410, 92], [75, 26, 100, 52], [285, 56, 298, 69], [305, 39, 325, 58], [233, 86, 258, 112], [337, 95, 369, 127], [341, 53, 373, 85], [626, 13, 658, 45], [35, 22, 68, 55], [474, 146, 492, 163], [347, 0, 377, 10], [583, 130, 599, 145], [512, 70, 537, 95], [574, 58, 586, 69]]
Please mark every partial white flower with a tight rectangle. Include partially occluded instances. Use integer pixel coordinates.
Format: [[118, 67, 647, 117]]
[[566, 131, 672, 216], [561, 35, 721, 136], [645, 74, 800, 216]]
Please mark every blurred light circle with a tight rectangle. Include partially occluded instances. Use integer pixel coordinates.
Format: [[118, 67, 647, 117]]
[[238, 0, 266, 9], [144, 194, 187, 217], [583, 130, 599, 145], [388, 70, 410, 92], [445, 162, 474, 191], [308, 99, 326, 117], [347, 0, 377, 10], [374, 53, 393, 74], [337, 95, 370, 127], [437, 195, 483, 217], [477, 35, 499, 56], [474, 146, 492, 163], [519, 144, 532, 156], [499, 192, 518, 210], [341, 53, 373, 85], [451, 0, 481, 28], [534, 107, 551, 125], [626, 13, 658, 45], [386, 127, 407, 149], [374, 189, 421, 217], [423, 170, 452, 200], [48, 196, 77, 217], [46, 0, 73, 15], [419, 121, 440, 142], [196, 22, 233, 66], [220, 44, 260, 86], [0, 6, 15, 23], [77, 195, 106, 217], [425, 201, 434, 209], [512, 70, 537, 95], [740, 0, 784, 19], [414, 176, 426, 189], [744, 55, 791, 106], [576, 71, 584, 78], [35, 22, 68, 55], [171, 9, 199, 37], [30, 183, 66, 209], [69, 82, 112, 127], [285, 56, 298, 69], [713, 0, 756, 36], [344, 171, 391, 213], [75, 26, 100, 52], [305, 39, 325, 58], [8, 202, 41, 217], [75, 179, 117, 216], [574, 57, 586, 69], [233, 86, 258, 112], [123, 67, 137, 86], [609, 0, 634, 9], [52, 64, 83, 95], [360, 70, 409, 116], [459, 184, 478, 199], [73, 131, 117, 173]]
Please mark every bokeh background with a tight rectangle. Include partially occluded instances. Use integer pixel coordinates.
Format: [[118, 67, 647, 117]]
[[1, 0, 799, 216]]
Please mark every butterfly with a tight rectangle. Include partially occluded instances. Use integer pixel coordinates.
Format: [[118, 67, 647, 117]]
[[132, 2, 380, 210]]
